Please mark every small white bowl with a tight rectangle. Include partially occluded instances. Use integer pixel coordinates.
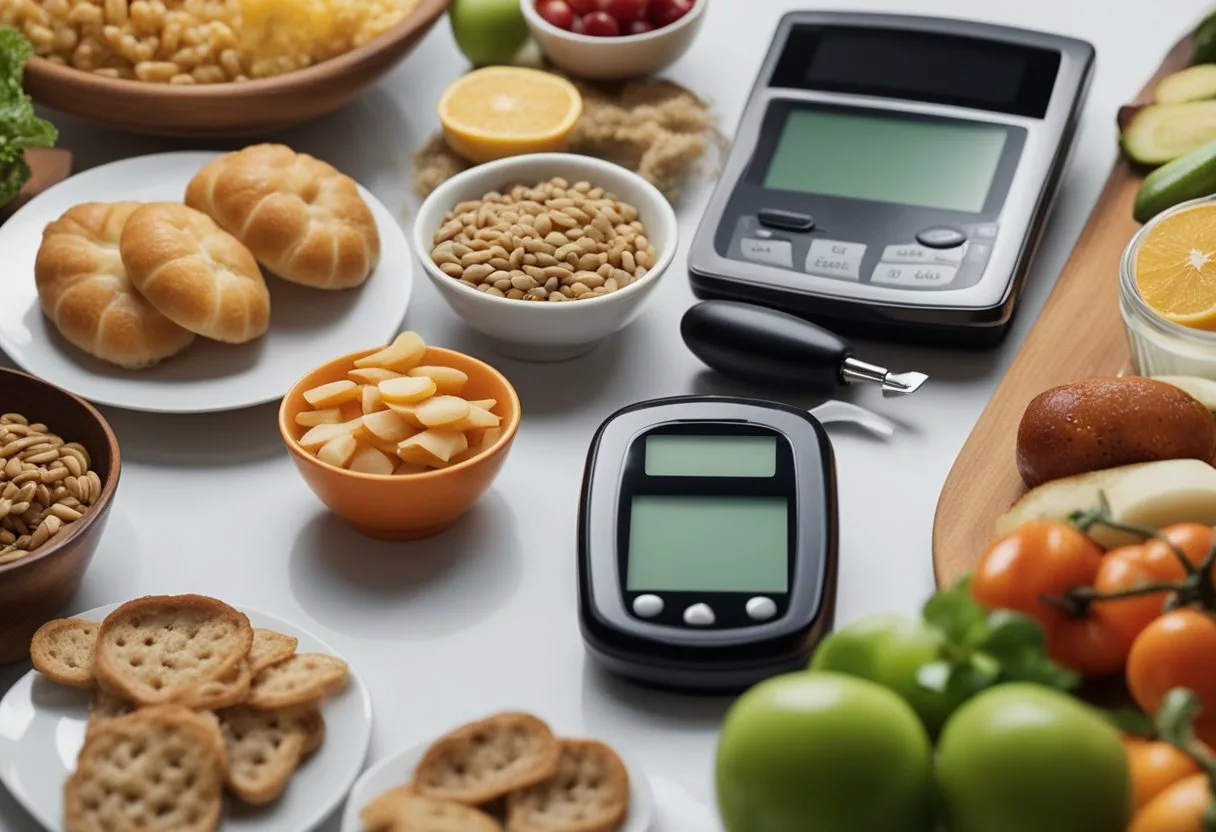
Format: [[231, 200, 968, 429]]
[[414, 153, 678, 362], [520, 0, 706, 81]]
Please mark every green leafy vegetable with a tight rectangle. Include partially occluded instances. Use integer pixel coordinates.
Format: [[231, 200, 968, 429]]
[[0, 27, 57, 208]]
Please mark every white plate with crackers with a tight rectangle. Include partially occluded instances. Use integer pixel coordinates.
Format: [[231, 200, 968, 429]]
[[0, 149, 414, 414], [341, 711, 654, 832], [0, 594, 374, 831]]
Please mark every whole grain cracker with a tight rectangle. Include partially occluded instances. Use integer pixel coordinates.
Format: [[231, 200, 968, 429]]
[[30, 618, 98, 688], [217, 705, 315, 805], [414, 713, 560, 806], [299, 707, 326, 757], [248, 628, 299, 674], [93, 594, 254, 707], [85, 688, 134, 741], [360, 786, 503, 832], [186, 660, 252, 710], [246, 652, 348, 710], [64, 706, 226, 832], [506, 739, 629, 832]]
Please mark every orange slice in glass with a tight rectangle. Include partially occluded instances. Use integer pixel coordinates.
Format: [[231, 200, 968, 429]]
[[1135, 201, 1216, 330], [438, 67, 582, 164]]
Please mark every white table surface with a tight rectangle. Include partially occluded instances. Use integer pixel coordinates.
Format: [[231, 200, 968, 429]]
[[1, 1, 1210, 829]]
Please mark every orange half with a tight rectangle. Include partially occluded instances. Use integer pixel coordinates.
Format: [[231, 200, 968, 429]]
[[1135, 202, 1216, 330], [438, 67, 583, 164]]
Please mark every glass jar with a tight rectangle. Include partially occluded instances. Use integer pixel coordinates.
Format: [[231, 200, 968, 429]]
[[1120, 196, 1216, 379]]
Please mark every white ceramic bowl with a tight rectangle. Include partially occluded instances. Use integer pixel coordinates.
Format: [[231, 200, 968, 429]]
[[414, 153, 678, 361], [520, 0, 706, 81]]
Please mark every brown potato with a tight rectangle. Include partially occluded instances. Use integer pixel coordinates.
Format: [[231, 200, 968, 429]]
[[1016, 377, 1216, 488]]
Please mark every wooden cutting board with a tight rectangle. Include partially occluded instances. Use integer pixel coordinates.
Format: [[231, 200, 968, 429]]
[[931, 34, 1195, 587], [0, 148, 72, 223]]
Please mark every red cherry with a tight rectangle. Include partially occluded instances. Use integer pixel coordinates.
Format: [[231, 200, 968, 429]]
[[536, 0, 575, 29], [648, 0, 693, 27], [580, 10, 621, 36], [567, 0, 596, 13], [626, 20, 653, 34], [598, 0, 647, 24], [571, 13, 587, 33]]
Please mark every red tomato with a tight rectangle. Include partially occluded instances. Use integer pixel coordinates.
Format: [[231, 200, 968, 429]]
[[1129, 773, 1210, 832], [580, 10, 621, 35], [649, 0, 694, 27], [1124, 736, 1201, 811], [598, 0, 648, 23], [1128, 609, 1216, 749], [626, 20, 653, 34], [567, 0, 596, 12], [537, 0, 575, 29]]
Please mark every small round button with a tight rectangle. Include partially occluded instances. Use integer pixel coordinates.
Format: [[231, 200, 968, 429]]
[[916, 227, 967, 249], [683, 603, 716, 627], [632, 594, 664, 618], [746, 597, 777, 621]]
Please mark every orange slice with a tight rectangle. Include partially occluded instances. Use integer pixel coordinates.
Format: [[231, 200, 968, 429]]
[[1135, 202, 1216, 330], [438, 67, 582, 164]]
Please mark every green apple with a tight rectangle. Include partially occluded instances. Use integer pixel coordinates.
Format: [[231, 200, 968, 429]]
[[936, 683, 1132, 832], [810, 612, 962, 737], [449, 0, 530, 67], [715, 671, 935, 832]]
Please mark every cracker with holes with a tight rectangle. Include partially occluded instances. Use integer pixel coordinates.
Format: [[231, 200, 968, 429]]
[[248, 628, 299, 674], [246, 653, 348, 710], [414, 713, 561, 806], [360, 785, 503, 832], [64, 706, 226, 832], [506, 739, 629, 832], [85, 688, 135, 741], [299, 708, 326, 758], [30, 618, 99, 688], [188, 661, 252, 711], [93, 595, 254, 707], [217, 705, 317, 805]]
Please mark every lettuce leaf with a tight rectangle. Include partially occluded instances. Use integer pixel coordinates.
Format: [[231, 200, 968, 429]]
[[0, 27, 57, 208]]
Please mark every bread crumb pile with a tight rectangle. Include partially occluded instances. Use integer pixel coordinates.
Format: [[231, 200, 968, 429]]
[[414, 74, 726, 203]]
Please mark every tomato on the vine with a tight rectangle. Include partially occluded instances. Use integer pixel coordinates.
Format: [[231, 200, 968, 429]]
[[1124, 736, 1201, 811], [1129, 772, 1211, 832], [1092, 524, 1215, 647], [971, 521, 1124, 677], [1129, 609, 1216, 749]]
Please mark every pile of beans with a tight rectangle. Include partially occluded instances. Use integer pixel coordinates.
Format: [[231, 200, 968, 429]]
[[429, 177, 658, 302], [0, 413, 102, 566]]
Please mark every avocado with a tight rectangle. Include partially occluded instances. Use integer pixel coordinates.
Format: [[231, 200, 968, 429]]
[[1194, 10, 1216, 65], [1133, 137, 1216, 222], [1157, 64, 1216, 103], [1121, 100, 1216, 165]]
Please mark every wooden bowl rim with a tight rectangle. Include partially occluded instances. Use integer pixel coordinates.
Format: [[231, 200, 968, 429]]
[[277, 345, 522, 483], [0, 367, 122, 577], [23, 0, 449, 100]]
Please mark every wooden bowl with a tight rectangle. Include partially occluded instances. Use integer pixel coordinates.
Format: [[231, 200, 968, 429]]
[[0, 368, 121, 664], [278, 346, 521, 540], [21, 0, 449, 137]]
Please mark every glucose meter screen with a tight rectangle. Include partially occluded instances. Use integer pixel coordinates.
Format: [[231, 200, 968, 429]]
[[763, 108, 1008, 213], [626, 495, 789, 593], [644, 435, 777, 477]]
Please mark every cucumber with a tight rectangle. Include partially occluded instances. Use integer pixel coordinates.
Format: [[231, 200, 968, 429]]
[[1157, 64, 1216, 103], [1133, 137, 1216, 222], [1121, 100, 1216, 165], [1195, 10, 1216, 64]]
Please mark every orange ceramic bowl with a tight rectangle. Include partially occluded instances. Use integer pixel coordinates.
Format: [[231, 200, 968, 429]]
[[278, 346, 521, 540]]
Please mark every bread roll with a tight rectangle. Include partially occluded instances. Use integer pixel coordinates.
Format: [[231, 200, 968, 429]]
[[35, 202, 195, 370], [119, 203, 270, 344], [185, 144, 380, 290]]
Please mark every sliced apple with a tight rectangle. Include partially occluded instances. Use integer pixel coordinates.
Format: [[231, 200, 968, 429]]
[[362, 385, 385, 415], [466, 399, 497, 412], [349, 367, 402, 385], [295, 407, 341, 427], [365, 435, 404, 455], [303, 379, 360, 408], [299, 420, 361, 450], [349, 445, 396, 475], [339, 401, 363, 422], [363, 409, 416, 443], [415, 395, 471, 427], [317, 433, 358, 468], [379, 376, 437, 404], [397, 429, 468, 468], [408, 365, 469, 396], [446, 404, 501, 432], [386, 402, 425, 428], [354, 332, 426, 372]]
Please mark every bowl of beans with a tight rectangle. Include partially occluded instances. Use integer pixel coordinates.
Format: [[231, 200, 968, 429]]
[[413, 153, 678, 361], [0, 367, 121, 664], [4, 0, 449, 137]]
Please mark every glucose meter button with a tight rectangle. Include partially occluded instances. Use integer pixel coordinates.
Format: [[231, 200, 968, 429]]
[[746, 597, 777, 621], [916, 227, 967, 249], [805, 240, 865, 280], [758, 208, 815, 232], [871, 263, 959, 288], [740, 238, 794, 268], [684, 604, 716, 627], [632, 594, 664, 619], [881, 243, 964, 266]]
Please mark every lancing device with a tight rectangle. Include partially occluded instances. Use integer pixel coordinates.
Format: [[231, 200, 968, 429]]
[[681, 301, 929, 396]]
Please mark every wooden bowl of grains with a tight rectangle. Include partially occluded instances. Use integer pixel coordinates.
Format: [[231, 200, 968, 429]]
[[0, 368, 121, 664], [7, 0, 449, 137]]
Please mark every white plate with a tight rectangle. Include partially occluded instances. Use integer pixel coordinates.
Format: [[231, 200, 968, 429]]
[[0, 151, 413, 414], [0, 603, 374, 832], [340, 723, 654, 832]]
